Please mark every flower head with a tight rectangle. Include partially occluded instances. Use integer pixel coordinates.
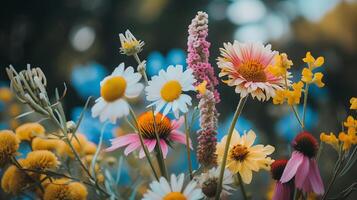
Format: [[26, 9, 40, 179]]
[[350, 97, 357, 110], [142, 174, 203, 200], [270, 159, 293, 200], [303, 52, 324, 69], [43, 178, 88, 200], [63, 133, 88, 158], [119, 30, 144, 56], [216, 130, 275, 184], [15, 122, 45, 141], [84, 141, 97, 155], [146, 65, 196, 118], [217, 41, 285, 101], [106, 111, 190, 159], [92, 63, 144, 123], [31, 137, 64, 152], [338, 131, 357, 150], [195, 167, 234, 199], [267, 53, 293, 77], [281, 132, 324, 195], [0, 130, 20, 166], [1, 160, 30, 194], [320, 132, 339, 150], [25, 150, 59, 170]]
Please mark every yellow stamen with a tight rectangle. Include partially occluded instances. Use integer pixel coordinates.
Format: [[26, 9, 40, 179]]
[[160, 80, 182, 102], [163, 192, 187, 200], [122, 41, 140, 50], [230, 144, 249, 161], [100, 76, 127, 102], [237, 60, 266, 82]]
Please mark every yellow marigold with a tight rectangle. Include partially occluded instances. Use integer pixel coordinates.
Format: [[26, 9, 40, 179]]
[[43, 178, 88, 200], [302, 52, 324, 69], [320, 132, 339, 150], [0, 87, 13, 102], [32, 137, 63, 152], [1, 160, 30, 194], [15, 123, 45, 141], [84, 142, 97, 155], [0, 130, 20, 167], [338, 131, 357, 150], [25, 150, 59, 170], [63, 134, 88, 158], [350, 97, 357, 110]]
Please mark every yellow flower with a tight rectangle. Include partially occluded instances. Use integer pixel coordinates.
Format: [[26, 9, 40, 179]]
[[0, 87, 13, 102], [84, 142, 97, 155], [267, 53, 293, 77], [303, 52, 324, 69], [1, 160, 30, 194], [216, 130, 275, 184], [63, 133, 88, 158], [344, 116, 356, 129], [31, 137, 64, 152], [15, 123, 45, 141], [286, 81, 304, 105], [119, 30, 144, 56], [196, 80, 207, 95], [350, 97, 357, 110], [338, 131, 357, 150], [43, 178, 88, 200], [312, 72, 325, 88], [320, 132, 339, 150], [25, 150, 59, 170], [301, 68, 313, 83], [0, 130, 20, 167], [272, 89, 286, 105]]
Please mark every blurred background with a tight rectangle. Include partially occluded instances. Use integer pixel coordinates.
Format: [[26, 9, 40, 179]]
[[0, 0, 356, 199]]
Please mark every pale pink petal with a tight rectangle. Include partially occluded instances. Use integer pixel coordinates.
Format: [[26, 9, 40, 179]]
[[170, 131, 192, 149], [124, 141, 141, 155], [295, 156, 310, 189], [171, 116, 184, 130], [147, 139, 157, 153], [139, 148, 145, 159], [160, 140, 169, 159], [273, 182, 292, 200], [309, 160, 325, 195], [280, 151, 304, 183], [110, 134, 139, 146]]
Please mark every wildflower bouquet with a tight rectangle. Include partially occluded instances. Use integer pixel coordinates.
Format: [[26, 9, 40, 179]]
[[0, 11, 356, 200]]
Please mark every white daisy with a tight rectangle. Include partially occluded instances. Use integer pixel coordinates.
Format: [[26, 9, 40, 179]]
[[196, 167, 235, 199], [145, 65, 196, 118], [91, 63, 143, 123], [142, 174, 203, 200]]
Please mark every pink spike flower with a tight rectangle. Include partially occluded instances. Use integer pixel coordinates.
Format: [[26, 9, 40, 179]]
[[105, 111, 191, 159], [280, 132, 324, 195]]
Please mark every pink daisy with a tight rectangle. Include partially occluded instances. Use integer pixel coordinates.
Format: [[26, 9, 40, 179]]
[[105, 111, 190, 159], [271, 159, 294, 200], [280, 132, 324, 195], [217, 41, 286, 101]]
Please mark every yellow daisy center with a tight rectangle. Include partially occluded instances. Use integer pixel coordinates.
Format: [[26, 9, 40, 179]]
[[122, 41, 140, 50], [230, 144, 249, 161], [237, 60, 267, 82], [163, 192, 187, 200], [160, 80, 182, 102], [100, 76, 127, 102]]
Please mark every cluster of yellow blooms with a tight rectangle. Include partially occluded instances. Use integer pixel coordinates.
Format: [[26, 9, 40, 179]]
[[320, 97, 357, 151], [0, 122, 103, 199], [272, 52, 325, 105]]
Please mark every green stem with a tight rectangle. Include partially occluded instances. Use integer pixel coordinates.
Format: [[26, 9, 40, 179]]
[[291, 105, 304, 129], [237, 173, 248, 200], [128, 107, 159, 180], [184, 113, 193, 179], [302, 83, 310, 127], [215, 96, 248, 200], [321, 157, 343, 200]]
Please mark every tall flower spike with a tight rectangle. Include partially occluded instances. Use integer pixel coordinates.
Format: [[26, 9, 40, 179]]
[[187, 11, 220, 102]]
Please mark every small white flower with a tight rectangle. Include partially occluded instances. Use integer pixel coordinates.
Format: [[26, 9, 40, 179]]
[[142, 174, 203, 200], [145, 65, 196, 118], [196, 167, 235, 199], [119, 29, 144, 56], [91, 63, 143, 123]]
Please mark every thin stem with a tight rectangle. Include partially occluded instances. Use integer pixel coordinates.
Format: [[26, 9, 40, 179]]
[[128, 106, 159, 180], [237, 173, 248, 200], [184, 113, 193, 179], [322, 157, 343, 200], [302, 83, 310, 127], [215, 96, 248, 200]]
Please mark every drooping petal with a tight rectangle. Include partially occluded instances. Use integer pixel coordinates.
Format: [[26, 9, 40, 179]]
[[280, 151, 304, 183], [309, 159, 325, 195], [160, 140, 169, 158], [294, 156, 310, 189]]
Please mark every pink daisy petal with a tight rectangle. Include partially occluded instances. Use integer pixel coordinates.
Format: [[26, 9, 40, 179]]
[[171, 116, 184, 130], [295, 156, 310, 189], [273, 182, 292, 200], [280, 151, 304, 183], [110, 134, 139, 147], [139, 148, 145, 159], [309, 160, 325, 195], [124, 141, 141, 156], [170, 131, 192, 149], [147, 139, 157, 153], [160, 140, 169, 159]]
